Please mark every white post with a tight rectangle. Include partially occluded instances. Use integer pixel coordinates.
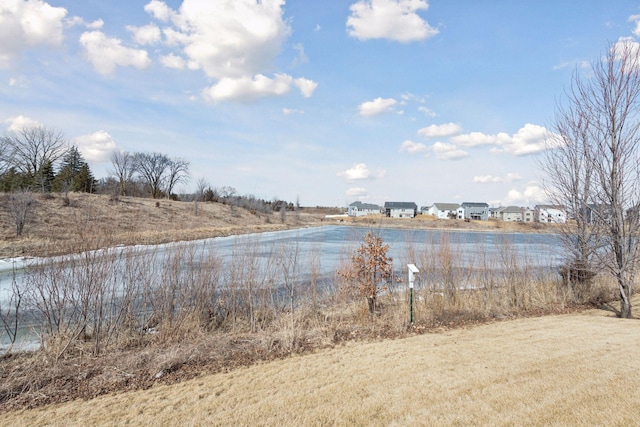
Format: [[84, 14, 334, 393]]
[[408, 264, 419, 323]]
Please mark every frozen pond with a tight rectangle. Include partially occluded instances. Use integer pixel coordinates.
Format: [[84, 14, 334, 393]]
[[0, 225, 564, 352], [0, 225, 564, 303]]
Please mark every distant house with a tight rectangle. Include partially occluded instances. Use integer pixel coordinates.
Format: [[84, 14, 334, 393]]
[[348, 201, 380, 217], [426, 203, 460, 219], [522, 207, 534, 222], [384, 202, 417, 218], [585, 203, 613, 224], [457, 202, 490, 220], [501, 206, 524, 222], [535, 205, 567, 223]]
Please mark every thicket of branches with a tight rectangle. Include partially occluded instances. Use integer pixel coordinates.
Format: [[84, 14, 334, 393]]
[[540, 40, 640, 318]]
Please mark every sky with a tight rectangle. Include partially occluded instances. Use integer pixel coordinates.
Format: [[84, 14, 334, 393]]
[[2, 0, 640, 208]]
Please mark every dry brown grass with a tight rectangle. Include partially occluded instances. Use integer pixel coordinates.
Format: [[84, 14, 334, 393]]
[[2, 305, 638, 426], [0, 192, 331, 258]]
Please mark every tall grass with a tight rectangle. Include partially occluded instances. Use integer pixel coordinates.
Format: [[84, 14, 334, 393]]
[[0, 228, 618, 409]]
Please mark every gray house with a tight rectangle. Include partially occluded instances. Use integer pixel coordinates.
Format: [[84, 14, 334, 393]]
[[384, 202, 417, 218], [457, 202, 490, 220], [348, 201, 381, 217]]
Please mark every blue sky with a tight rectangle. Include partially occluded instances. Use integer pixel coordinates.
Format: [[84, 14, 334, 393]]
[[1, 0, 640, 208]]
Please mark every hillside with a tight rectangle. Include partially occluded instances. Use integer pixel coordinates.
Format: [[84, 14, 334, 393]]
[[2, 307, 638, 426], [0, 192, 336, 259]]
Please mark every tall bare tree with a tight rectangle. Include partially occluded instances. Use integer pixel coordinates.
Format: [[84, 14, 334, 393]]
[[4, 125, 67, 182], [133, 152, 170, 199], [164, 157, 190, 198], [541, 40, 640, 317], [109, 151, 135, 196]]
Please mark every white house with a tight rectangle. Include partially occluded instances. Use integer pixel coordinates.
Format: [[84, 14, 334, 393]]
[[427, 203, 460, 219], [384, 202, 417, 218], [535, 205, 567, 223], [348, 201, 380, 217]]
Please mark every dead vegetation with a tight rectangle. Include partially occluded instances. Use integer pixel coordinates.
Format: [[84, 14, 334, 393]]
[[0, 192, 619, 415]]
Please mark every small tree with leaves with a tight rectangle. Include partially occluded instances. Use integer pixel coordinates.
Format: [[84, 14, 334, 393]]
[[339, 232, 393, 313]]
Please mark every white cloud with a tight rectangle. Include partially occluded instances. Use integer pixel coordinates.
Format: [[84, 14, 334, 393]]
[[501, 183, 547, 206], [347, 0, 439, 42], [86, 19, 104, 30], [148, 0, 290, 79], [294, 77, 318, 98], [451, 131, 509, 147], [5, 115, 42, 132], [494, 123, 549, 156], [347, 187, 368, 197], [72, 130, 119, 163], [160, 53, 186, 69], [203, 74, 316, 102], [473, 173, 522, 184], [418, 106, 436, 117], [66, 16, 104, 30], [451, 124, 550, 156], [0, 0, 67, 68], [127, 24, 162, 46], [143, 0, 316, 102], [291, 43, 308, 66], [79, 31, 151, 75], [418, 122, 462, 138], [144, 0, 176, 23], [431, 141, 468, 160], [283, 108, 303, 115], [337, 163, 371, 181], [358, 97, 397, 117], [630, 14, 640, 37], [612, 36, 640, 62], [399, 140, 428, 154]]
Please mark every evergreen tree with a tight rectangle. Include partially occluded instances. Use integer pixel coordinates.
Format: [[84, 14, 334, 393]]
[[53, 146, 95, 193]]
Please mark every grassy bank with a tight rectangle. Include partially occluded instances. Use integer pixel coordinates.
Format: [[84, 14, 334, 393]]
[[2, 306, 638, 426]]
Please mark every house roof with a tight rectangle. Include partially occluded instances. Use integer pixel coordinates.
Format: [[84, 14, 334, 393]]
[[384, 202, 417, 209], [461, 202, 489, 208], [432, 203, 459, 210], [502, 206, 523, 213], [535, 205, 565, 210], [349, 201, 380, 210]]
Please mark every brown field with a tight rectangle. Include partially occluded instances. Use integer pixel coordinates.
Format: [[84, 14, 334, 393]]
[[1, 305, 638, 426]]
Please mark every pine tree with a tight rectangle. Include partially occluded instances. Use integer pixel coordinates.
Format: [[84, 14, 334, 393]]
[[53, 146, 95, 193]]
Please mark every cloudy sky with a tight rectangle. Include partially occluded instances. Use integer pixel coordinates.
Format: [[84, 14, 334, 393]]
[[1, 0, 640, 207]]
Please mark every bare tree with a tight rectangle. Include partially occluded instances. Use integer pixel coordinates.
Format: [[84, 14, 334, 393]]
[[109, 151, 135, 197], [541, 40, 640, 317], [7, 189, 35, 236], [0, 136, 10, 176], [4, 125, 67, 181], [540, 90, 600, 300], [164, 157, 190, 198], [133, 152, 170, 199]]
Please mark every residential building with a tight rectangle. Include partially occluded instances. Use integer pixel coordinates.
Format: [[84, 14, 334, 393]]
[[501, 206, 524, 222], [426, 203, 460, 219], [384, 202, 417, 218], [457, 202, 490, 220], [348, 201, 380, 217], [535, 205, 567, 223]]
